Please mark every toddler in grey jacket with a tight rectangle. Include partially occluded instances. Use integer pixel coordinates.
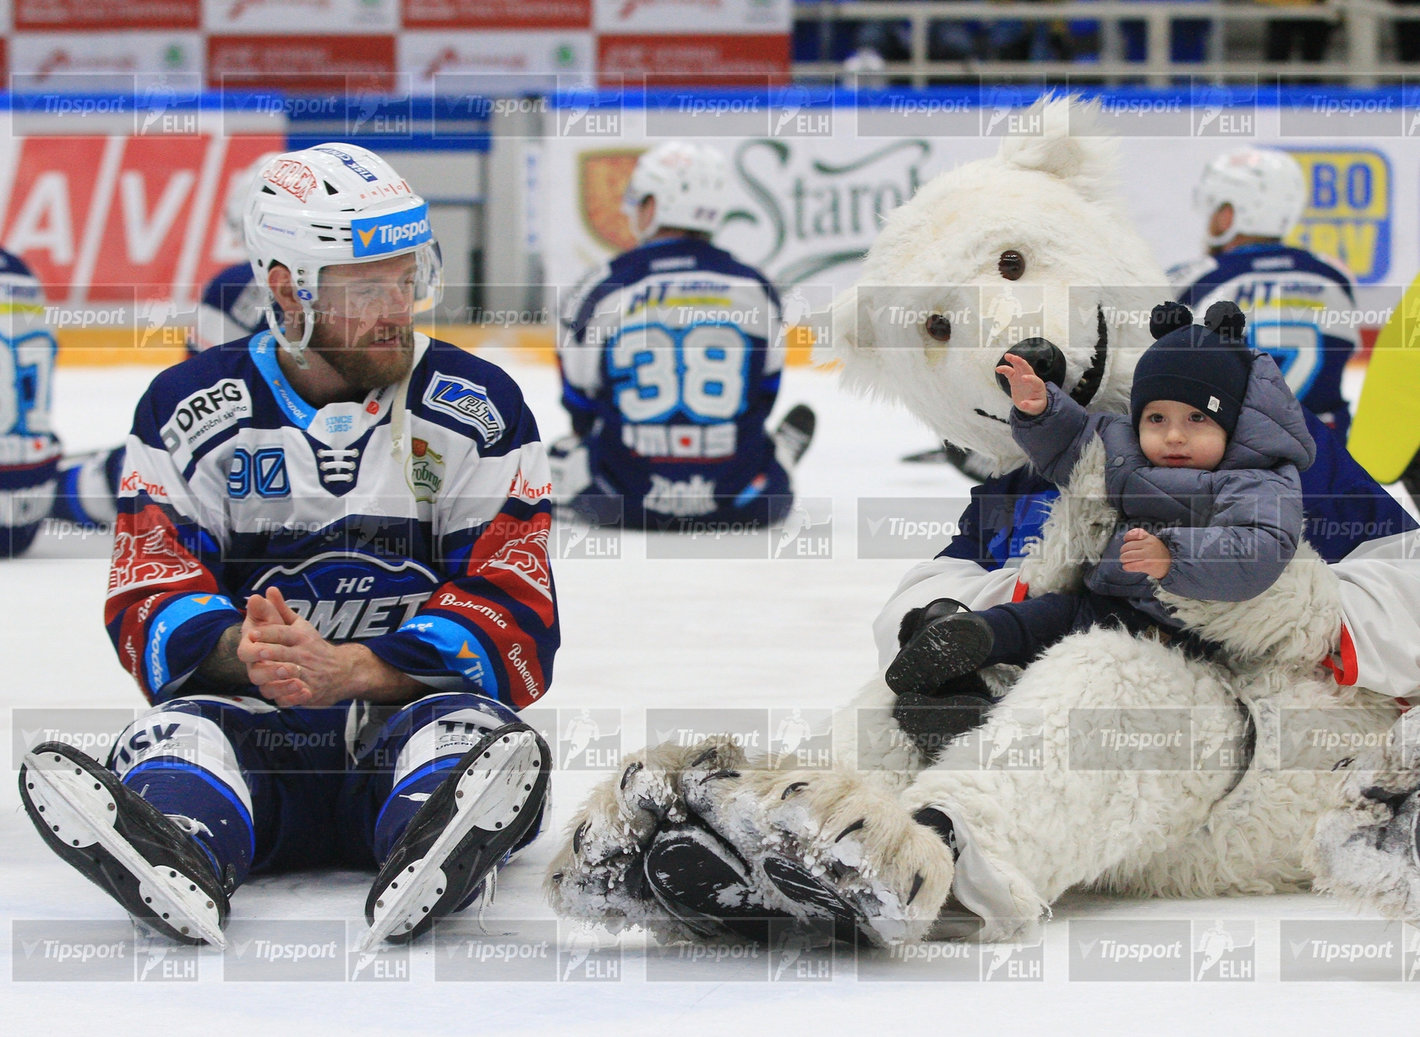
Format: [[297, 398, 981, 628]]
[[887, 300, 1317, 699]]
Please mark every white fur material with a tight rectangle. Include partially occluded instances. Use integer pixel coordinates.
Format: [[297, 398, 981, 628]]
[[545, 95, 1407, 947], [825, 97, 1165, 476], [1309, 709, 1420, 919]]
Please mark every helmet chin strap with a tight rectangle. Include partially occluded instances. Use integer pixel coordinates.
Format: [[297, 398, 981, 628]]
[[264, 297, 316, 369]]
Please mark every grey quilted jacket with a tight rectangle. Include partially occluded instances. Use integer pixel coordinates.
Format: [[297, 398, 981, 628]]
[[1010, 352, 1316, 626]]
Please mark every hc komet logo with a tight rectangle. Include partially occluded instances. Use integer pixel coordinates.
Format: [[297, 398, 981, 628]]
[[351, 203, 433, 258]]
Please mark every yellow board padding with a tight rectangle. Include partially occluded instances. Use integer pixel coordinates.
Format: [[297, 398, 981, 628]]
[[55, 323, 824, 369], [1348, 271, 1420, 484]]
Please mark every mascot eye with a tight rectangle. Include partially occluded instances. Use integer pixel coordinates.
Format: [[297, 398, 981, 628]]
[[999, 250, 1025, 281], [924, 313, 952, 342]]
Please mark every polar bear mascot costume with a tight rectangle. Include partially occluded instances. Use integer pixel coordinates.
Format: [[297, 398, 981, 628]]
[[548, 97, 1420, 945]]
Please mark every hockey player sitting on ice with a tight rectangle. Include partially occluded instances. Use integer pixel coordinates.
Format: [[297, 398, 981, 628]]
[[0, 247, 60, 556], [17, 144, 558, 949], [889, 300, 1315, 720], [47, 154, 282, 534], [1169, 147, 1357, 439], [552, 141, 816, 530]]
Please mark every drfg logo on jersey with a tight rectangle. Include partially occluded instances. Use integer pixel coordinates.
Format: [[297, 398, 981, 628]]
[[351, 202, 433, 258], [160, 380, 253, 466]]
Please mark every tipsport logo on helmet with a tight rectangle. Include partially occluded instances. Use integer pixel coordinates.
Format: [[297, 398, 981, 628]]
[[351, 203, 434, 259]]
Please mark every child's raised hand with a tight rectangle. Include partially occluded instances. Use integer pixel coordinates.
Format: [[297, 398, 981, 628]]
[[995, 352, 1048, 416]]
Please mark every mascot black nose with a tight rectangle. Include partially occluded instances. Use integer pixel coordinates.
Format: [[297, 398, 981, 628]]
[[995, 338, 1067, 396]]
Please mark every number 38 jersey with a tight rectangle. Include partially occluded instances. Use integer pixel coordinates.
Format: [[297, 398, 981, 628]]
[[558, 237, 787, 526], [1169, 242, 1358, 438]]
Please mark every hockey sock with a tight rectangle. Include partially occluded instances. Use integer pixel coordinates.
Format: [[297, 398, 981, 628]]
[[121, 762, 254, 889]]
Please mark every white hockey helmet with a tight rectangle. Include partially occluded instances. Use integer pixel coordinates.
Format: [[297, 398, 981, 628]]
[[243, 143, 443, 362], [224, 152, 281, 236], [1193, 147, 1306, 248], [621, 141, 729, 242]]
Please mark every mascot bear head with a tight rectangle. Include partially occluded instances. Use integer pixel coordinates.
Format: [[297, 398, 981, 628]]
[[829, 97, 1167, 475]]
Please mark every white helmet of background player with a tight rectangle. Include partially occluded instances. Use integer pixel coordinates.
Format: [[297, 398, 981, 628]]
[[243, 143, 443, 363], [622, 141, 729, 242], [1194, 147, 1306, 248]]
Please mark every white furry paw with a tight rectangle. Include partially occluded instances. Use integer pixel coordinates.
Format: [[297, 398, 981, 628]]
[[1310, 712, 1420, 919], [744, 770, 956, 946], [546, 737, 746, 935]]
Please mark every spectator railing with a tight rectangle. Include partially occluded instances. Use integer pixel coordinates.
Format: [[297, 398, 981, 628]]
[[793, 0, 1403, 86]]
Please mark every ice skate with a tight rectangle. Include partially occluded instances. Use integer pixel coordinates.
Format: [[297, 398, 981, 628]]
[[19, 741, 229, 946], [362, 722, 551, 949]]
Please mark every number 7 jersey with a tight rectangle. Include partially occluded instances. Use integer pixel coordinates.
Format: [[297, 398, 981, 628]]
[[558, 237, 788, 527]]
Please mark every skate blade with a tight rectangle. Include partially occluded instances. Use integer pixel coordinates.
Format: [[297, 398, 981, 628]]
[[22, 749, 227, 948], [360, 731, 544, 951]]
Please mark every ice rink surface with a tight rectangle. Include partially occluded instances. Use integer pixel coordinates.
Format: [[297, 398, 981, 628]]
[[4, 351, 1417, 1035]]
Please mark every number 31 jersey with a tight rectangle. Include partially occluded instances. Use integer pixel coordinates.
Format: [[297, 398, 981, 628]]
[[558, 237, 785, 524]]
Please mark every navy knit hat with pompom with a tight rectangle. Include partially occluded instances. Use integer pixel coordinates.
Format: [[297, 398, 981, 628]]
[[1130, 301, 1253, 436]]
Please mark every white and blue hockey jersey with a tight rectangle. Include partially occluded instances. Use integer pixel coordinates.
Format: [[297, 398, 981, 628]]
[[1169, 243, 1358, 437], [558, 238, 789, 527], [0, 247, 60, 556], [105, 331, 559, 708]]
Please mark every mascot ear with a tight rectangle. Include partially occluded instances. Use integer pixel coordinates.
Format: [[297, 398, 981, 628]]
[[1150, 301, 1193, 340], [1204, 300, 1247, 344], [997, 96, 1119, 205]]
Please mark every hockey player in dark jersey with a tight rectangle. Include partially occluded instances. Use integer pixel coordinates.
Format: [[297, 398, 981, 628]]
[[18, 144, 557, 949], [1169, 146, 1358, 438], [554, 141, 815, 530]]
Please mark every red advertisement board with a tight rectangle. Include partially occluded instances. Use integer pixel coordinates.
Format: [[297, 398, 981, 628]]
[[14, 0, 202, 30], [207, 35, 398, 92], [1, 134, 284, 304], [402, 0, 592, 30], [598, 33, 789, 85]]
